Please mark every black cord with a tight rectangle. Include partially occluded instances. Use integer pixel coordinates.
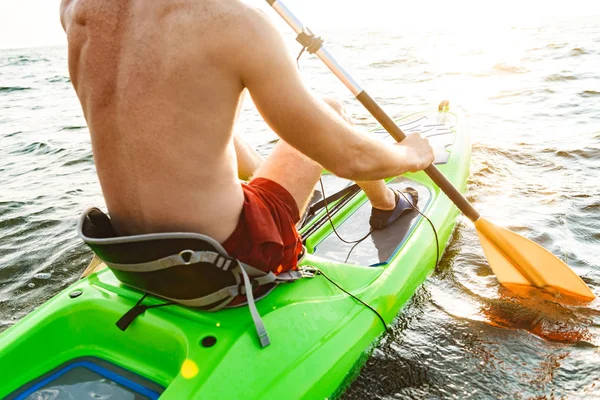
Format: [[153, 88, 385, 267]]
[[318, 178, 373, 246], [316, 267, 391, 333], [344, 239, 366, 264], [137, 293, 175, 310], [318, 176, 440, 267], [397, 190, 440, 267], [312, 185, 440, 338], [116, 293, 174, 331]]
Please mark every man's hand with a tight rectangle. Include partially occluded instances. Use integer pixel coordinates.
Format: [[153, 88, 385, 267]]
[[395, 133, 435, 172]]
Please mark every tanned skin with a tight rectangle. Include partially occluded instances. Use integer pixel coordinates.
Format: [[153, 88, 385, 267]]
[[60, 0, 434, 242]]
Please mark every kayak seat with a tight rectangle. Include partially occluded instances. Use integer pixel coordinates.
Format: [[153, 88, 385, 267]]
[[77, 207, 312, 348]]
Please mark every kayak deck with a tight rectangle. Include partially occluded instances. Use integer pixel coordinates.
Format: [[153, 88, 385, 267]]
[[312, 176, 432, 265], [0, 106, 470, 399]]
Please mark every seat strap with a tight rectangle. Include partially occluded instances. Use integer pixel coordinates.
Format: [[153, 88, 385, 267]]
[[242, 264, 305, 283], [237, 262, 270, 348], [300, 183, 361, 228], [105, 250, 234, 272], [163, 285, 240, 308]]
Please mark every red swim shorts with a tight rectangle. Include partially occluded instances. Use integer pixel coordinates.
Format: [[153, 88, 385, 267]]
[[221, 177, 303, 274]]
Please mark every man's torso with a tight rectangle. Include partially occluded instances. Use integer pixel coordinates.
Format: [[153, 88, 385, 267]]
[[61, 0, 252, 241]]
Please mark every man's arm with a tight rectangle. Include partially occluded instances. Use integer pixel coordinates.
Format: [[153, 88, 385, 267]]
[[235, 9, 433, 181]]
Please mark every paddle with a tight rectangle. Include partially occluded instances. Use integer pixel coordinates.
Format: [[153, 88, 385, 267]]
[[265, 0, 595, 302]]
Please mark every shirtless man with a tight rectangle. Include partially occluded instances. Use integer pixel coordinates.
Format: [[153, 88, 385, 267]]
[[60, 0, 434, 274]]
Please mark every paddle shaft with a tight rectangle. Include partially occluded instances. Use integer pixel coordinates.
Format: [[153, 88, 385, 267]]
[[266, 0, 481, 222]]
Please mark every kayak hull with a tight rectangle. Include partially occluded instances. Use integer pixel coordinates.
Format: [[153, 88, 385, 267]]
[[0, 106, 470, 399]]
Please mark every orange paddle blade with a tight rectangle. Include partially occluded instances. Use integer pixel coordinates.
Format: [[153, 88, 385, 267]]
[[474, 218, 595, 302]]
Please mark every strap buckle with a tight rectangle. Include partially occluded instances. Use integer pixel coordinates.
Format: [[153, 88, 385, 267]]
[[298, 265, 319, 278]]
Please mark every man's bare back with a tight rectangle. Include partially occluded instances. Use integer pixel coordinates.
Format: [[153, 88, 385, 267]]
[[61, 0, 434, 243], [61, 0, 255, 241]]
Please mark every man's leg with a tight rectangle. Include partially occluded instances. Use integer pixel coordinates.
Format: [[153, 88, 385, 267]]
[[252, 139, 322, 216], [355, 180, 396, 210]]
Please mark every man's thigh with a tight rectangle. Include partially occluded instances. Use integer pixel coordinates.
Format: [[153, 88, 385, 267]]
[[252, 140, 322, 215]]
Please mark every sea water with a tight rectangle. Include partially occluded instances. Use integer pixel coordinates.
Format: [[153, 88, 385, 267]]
[[1, 4, 599, 399]]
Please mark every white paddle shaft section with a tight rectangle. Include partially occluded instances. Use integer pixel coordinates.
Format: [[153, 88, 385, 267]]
[[269, 0, 363, 96]]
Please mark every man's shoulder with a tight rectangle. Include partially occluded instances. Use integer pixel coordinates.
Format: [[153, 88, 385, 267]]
[[207, 1, 281, 67], [215, 1, 274, 38], [59, 0, 76, 30]]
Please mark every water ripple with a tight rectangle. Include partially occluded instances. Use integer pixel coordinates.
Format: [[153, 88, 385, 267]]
[[580, 90, 600, 98], [545, 73, 580, 82], [0, 86, 31, 93]]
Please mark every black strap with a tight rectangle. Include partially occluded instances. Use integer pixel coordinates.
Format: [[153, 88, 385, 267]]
[[300, 183, 361, 234], [116, 294, 174, 331], [307, 183, 360, 218]]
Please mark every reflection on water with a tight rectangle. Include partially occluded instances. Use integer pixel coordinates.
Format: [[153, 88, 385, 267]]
[[480, 295, 595, 345], [1, 5, 599, 399]]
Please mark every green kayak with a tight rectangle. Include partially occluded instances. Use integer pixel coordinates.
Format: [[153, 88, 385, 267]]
[[0, 105, 470, 400]]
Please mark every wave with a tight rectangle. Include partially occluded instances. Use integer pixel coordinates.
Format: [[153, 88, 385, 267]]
[[370, 58, 407, 68], [543, 146, 600, 160], [581, 200, 600, 212], [2, 55, 50, 67], [528, 43, 568, 52], [545, 73, 579, 82], [490, 88, 555, 100], [492, 63, 528, 74], [545, 43, 568, 50], [15, 142, 65, 156], [0, 201, 33, 219], [59, 126, 86, 131], [62, 155, 93, 167], [580, 90, 600, 98], [19, 142, 50, 154], [552, 47, 590, 60], [0, 86, 31, 93], [4, 131, 22, 138], [47, 76, 71, 84], [568, 47, 588, 57]]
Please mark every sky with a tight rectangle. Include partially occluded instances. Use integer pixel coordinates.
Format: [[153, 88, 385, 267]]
[[1, 0, 600, 50], [0, 0, 65, 49]]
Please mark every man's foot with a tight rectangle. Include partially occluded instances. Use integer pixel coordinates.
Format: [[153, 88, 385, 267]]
[[369, 187, 419, 230]]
